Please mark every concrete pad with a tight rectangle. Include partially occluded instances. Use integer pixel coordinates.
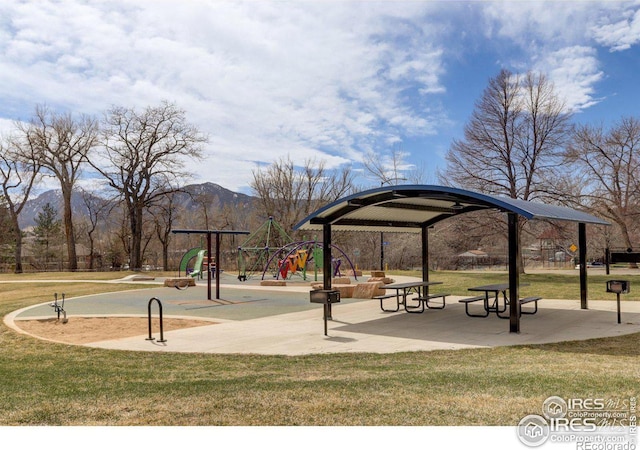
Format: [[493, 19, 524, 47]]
[[87, 298, 640, 355], [6, 274, 640, 356]]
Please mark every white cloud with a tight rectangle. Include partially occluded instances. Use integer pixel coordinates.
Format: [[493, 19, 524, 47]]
[[0, 118, 15, 136], [2, 1, 640, 192], [0, 0, 450, 191], [591, 4, 640, 51], [479, 2, 640, 114], [535, 46, 604, 113]]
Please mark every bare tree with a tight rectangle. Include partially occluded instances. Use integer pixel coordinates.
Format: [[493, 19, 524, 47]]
[[564, 117, 640, 249], [0, 133, 42, 273], [251, 156, 354, 234], [79, 187, 110, 270], [254, 156, 354, 232], [443, 69, 571, 272], [362, 144, 425, 186], [16, 105, 99, 271], [151, 192, 178, 271], [444, 69, 571, 199], [89, 101, 206, 270]]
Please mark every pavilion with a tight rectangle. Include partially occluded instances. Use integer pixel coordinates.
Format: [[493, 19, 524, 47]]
[[294, 185, 610, 333]]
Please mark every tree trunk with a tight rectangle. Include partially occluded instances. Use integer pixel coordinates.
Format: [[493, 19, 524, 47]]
[[129, 204, 144, 270], [11, 214, 23, 274], [62, 185, 78, 271], [622, 227, 637, 269], [88, 235, 95, 270], [162, 240, 169, 271]]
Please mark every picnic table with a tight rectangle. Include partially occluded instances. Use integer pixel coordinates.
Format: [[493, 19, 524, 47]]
[[460, 283, 539, 318], [377, 280, 448, 313]]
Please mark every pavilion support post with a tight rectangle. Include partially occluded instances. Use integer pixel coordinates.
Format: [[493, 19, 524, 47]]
[[508, 213, 521, 333], [422, 225, 429, 282], [579, 222, 588, 309], [207, 233, 212, 300], [323, 224, 332, 290], [323, 223, 333, 319], [215, 232, 221, 300]]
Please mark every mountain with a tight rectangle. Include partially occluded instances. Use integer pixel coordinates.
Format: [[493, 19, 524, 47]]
[[175, 182, 254, 210], [18, 182, 255, 229], [18, 189, 89, 229]]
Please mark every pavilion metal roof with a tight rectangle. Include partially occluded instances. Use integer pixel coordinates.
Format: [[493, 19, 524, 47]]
[[294, 185, 609, 232]]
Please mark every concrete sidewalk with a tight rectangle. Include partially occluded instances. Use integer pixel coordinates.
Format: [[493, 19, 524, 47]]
[[5, 275, 640, 355]]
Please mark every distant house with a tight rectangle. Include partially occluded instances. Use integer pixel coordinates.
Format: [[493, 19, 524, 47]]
[[458, 249, 489, 259], [538, 227, 574, 266], [457, 249, 489, 269]]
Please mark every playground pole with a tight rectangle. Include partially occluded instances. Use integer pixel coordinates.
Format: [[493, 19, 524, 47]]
[[216, 232, 221, 299], [207, 232, 212, 300]]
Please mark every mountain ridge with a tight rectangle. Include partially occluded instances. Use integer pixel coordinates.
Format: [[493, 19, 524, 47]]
[[18, 182, 255, 229]]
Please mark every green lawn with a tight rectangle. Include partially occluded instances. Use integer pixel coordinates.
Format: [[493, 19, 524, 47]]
[[394, 270, 640, 301], [0, 270, 638, 426]]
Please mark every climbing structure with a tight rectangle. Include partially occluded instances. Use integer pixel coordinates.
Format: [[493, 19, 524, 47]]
[[237, 217, 293, 281], [263, 240, 358, 281]]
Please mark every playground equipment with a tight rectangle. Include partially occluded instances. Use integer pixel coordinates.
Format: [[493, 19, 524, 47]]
[[276, 246, 311, 279], [49, 292, 68, 323], [263, 240, 358, 281], [237, 217, 358, 282], [188, 249, 206, 278], [172, 228, 250, 300], [237, 217, 293, 281], [178, 247, 206, 278]]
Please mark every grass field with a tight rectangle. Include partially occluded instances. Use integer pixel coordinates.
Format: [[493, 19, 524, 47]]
[[0, 270, 638, 426]]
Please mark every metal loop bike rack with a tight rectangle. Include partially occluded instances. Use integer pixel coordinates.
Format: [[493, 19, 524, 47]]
[[146, 297, 166, 343]]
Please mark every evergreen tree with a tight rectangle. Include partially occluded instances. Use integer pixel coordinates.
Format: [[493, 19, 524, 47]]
[[32, 202, 62, 268]]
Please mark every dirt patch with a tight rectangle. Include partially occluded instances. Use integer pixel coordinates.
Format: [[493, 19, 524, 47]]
[[15, 317, 216, 344]]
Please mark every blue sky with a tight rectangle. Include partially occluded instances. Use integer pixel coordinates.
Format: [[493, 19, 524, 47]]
[[1, 1, 639, 194]]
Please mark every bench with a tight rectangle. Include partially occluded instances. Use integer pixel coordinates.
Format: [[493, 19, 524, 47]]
[[496, 296, 543, 318], [459, 295, 489, 317], [519, 296, 542, 315], [406, 293, 449, 313], [375, 294, 402, 312]]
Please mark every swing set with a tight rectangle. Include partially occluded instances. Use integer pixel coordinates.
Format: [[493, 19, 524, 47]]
[[171, 228, 250, 300]]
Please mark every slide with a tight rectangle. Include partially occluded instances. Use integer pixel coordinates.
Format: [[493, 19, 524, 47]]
[[189, 250, 206, 278]]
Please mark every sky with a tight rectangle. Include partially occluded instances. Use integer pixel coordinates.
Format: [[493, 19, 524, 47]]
[[1, 0, 640, 195]]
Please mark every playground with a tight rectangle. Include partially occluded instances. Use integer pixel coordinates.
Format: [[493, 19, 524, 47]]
[[5, 202, 640, 354], [6, 270, 640, 354]]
